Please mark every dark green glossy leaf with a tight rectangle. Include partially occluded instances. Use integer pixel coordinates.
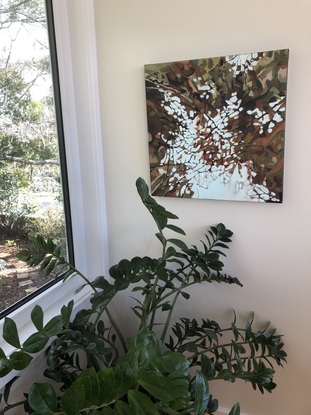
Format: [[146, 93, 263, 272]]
[[167, 238, 188, 250], [96, 364, 135, 406], [201, 355, 215, 378], [10, 351, 32, 370], [29, 252, 46, 267], [164, 246, 177, 259], [3, 317, 21, 348], [184, 342, 197, 353], [43, 315, 64, 336], [114, 364, 136, 400], [161, 303, 172, 311], [156, 232, 167, 245], [0, 358, 13, 377], [181, 291, 190, 300], [128, 389, 160, 415], [166, 224, 186, 235], [97, 368, 115, 404], [158, 351, 190, 374], [17, 250, 32, 262], [28, 383, 57, 415], [61, 384, 85, 415], [136, 177, 149, 200], [194, 372, 210, 415], [40, 255, 53, 271], [138, 370, 179, 402], [73, 309, 93, 326], [31, 305, 44, 331], [99, 407, 114, 415], [23, 332, 49, 353], [92, 276, 110, 289], [166, 372, 191, 410], [61, 300, 74, 328], [114, 400, 135, 415], [73, 374, 94, 409], [74, 283, 88, 294], [229, 403, 240, 415]]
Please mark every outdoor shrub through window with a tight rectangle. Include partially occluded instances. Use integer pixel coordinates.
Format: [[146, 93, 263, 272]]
[[0, 0, 73, 317]]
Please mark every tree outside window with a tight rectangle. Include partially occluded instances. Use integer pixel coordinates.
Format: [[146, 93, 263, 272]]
[[0, 0, 70, 315]]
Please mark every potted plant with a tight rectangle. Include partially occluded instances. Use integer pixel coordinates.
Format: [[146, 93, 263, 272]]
[[0, 178, 286, 415]]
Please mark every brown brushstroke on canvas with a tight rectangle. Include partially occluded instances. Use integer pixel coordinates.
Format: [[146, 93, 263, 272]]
[[145, 49, 289, 202]]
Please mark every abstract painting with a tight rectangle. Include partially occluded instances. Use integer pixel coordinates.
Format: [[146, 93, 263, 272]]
[[144, 49, 289, 202]]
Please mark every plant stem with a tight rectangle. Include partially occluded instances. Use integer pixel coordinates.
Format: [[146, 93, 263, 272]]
[[105, 307, 127, 353], [0, 400, 27, 415], [59, 260, 98, 293], [160, 289, 181, 343]]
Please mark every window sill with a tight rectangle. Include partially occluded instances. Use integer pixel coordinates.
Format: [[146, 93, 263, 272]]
[[0, 276, 92, 389]]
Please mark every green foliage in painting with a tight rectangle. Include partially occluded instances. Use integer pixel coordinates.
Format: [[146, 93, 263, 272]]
[[145, 50, 289, 202]]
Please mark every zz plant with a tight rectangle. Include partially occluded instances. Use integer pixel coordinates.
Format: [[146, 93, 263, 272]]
[[0, 178, 286, 415]]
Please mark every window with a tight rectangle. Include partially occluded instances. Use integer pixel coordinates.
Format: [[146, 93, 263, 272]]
[[0, 1, 108, 376], [0, 0, 73, 318]]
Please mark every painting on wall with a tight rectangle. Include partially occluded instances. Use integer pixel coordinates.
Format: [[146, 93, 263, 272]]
[[144, 49, 289, 202]]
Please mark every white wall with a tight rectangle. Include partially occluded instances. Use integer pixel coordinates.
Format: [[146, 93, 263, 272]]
[[93, 0, 311, 414]]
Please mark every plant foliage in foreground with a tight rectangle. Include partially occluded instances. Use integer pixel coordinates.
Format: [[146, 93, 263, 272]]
[[0, 178, 287, 415]]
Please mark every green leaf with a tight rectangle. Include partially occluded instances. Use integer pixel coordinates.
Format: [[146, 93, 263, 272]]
[[61, 300, 74, 328], [184, 342, 197, 353], [228, 403, 240, 415], [167, 238, 188, 250], [114, 400, 135, 415], [0, 358, 13, 377], [40, 255, 53, 271], [157, 405, 181, 415], [166, 372, 191, 411], [3, 317, 21, 348], [194, 372, 210, 415], [128, 389, 160, 415], [17, 250, 32, 262], [164, 246, 177, 259], [9, 351, 32, 370], [181, 291, 190, 300], [43, 315, 64, 336], [23, 332, 49, 353], [166, 224, 186, 235], [136, 177, 149, 200], [114, 364, 136, 400], [28, 383, 57, 415], [138, 370, 179, 402], [31, 305, 44, 331], [61, 384, 86, 415], [77, 367, 99, 406], [201, 355, 215, 378], [72, 375, 93, 409], [99, 407, 114, 415], [155, 232, 167, 245], [97, 368, 116, 404], [159, 352, 190, 374]]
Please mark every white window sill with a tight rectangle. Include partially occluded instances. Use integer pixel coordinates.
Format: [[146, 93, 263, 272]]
[[0, 277, 92, 389]]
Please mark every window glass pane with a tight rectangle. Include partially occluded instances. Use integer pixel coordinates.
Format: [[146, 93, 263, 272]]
[[0, 0, 71, 315]]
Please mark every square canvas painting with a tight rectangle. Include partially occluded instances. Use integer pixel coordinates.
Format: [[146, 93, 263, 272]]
[[144, 49, 289, 202]]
